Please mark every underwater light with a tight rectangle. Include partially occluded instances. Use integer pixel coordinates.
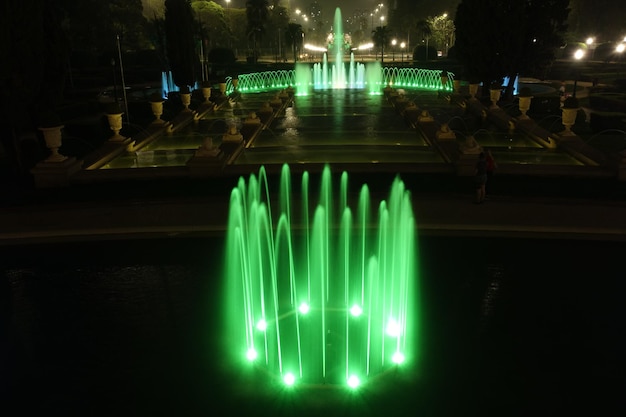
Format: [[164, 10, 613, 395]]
[[392, 351, 405, 364], [283, 372, 296, 386], [256, 319, 267, 331], [298, 302, 310, 314], [347, 375, 360, 389], [386, 318, 402, 337], [246, 348, 258, 361], [350, 304, 363, 317]]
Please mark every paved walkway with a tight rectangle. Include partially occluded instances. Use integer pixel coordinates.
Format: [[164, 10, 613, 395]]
[[2, 177, 625, 245]]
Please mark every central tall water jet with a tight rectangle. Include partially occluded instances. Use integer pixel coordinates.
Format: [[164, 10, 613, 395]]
[[225, 164, 419, 388]]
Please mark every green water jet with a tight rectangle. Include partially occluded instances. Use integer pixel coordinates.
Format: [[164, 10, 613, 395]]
[[225, 164, 419, 389]]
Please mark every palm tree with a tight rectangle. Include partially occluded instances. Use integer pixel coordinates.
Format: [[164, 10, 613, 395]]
[[284, 23, 303, 63], [245, 0, 269, 62], [415, 19, 432, 60], [372, 25, 391, 64]]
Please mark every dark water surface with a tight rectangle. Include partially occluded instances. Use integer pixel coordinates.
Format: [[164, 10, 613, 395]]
[[2, 236, 625, 416]]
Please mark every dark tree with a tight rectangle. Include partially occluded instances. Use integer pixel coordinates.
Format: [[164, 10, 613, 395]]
[[165, 0, 198, 89], [284, 23, 303, 63], [245, 0, 269, 61], [454, 0, 569, 97], [372, 26, 391, 64]]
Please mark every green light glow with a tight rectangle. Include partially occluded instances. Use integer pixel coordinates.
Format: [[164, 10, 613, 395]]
[[350, 305, 363, 317], [298, 302, 310, 314], [225, 164, 419, 386], [347, 375, 360, 389], [246, 348, 258, 361], [284, 372, 296, 386], [392, 351, 405, 364]]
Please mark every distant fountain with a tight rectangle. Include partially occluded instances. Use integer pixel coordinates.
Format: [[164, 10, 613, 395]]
[[295, 8, 382, 94], [225, 164, 418, 388]]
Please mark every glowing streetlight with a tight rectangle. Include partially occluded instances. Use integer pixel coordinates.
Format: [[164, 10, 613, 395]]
[[616, 43, 625, 54], [391, 38, 397, 61], [400, 41, 406, 63]]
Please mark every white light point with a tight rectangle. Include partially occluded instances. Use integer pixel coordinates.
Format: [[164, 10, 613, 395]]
[[386, 318, 402, 337], [246, 348, 258, 361], [392, 351, 405, 364], [256, 319, 267, 331], [298, 302, 310, 314], [350, 305, 363, 317], [347, 375, 360, 389], [283, 372, 296, 386]]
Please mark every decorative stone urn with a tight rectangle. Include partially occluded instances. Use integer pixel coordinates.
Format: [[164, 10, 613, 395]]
[[560, 97, 579, 136], [436, 123, 456, 140], [39, 125, 66, 162], [244, 111, 261, 126], [195, 137, 220, 157], [201, 81, 212, 103], [517, 87, 533, 119], [179, 86, 192, 111], [489, 83, 502, 109], [232, 78, 239, 90], [468, 83, 479, 99], [222, 124, 243, 143], [104, 102, 125, 141], [36, 110, 66, 162], [219, 82, 227, 96], [149, 93, 166, 124]]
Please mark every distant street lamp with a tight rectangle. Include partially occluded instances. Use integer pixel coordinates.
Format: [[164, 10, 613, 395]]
[[586, 36, 595, 59], [400, 41, 406, 63], [391, 38, 397, 61]]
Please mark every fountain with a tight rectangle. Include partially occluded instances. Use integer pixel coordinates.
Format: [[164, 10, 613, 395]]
[[225, 164, 419, 389], [295, 8, 382, 95]]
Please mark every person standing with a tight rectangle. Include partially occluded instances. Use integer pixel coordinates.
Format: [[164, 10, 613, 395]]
[[474, 152, 487, 204], [485, 149, 497, 197]]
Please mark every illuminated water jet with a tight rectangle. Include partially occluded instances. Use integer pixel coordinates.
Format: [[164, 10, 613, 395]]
[[225, 164, 419, 388]]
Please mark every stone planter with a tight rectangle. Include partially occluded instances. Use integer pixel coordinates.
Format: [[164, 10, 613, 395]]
[[201, 87, 212, 102], [38, 125, 66, 162], [219, 83, 227, 96], [181, 93, 191, 111], [469, 83, 479, 99], [232, 78, 239, 90], [150, 100, 165, 124], [106, 112, 125, 141], [561, 107, 579, 136], [489, 88, 501, 109], [518, 96, 533, 119]]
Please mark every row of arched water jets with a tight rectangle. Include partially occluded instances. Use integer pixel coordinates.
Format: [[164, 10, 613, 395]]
[[226, 67, 455, 94]]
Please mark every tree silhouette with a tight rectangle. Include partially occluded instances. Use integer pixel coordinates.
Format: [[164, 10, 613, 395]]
[[415, 19, 432, 60], [165, 0, 198, 89], [245, 0, 269, 62], [454, 0, 569, 98], [285, 23, 303, 63], [372, 26, 391, 64]]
